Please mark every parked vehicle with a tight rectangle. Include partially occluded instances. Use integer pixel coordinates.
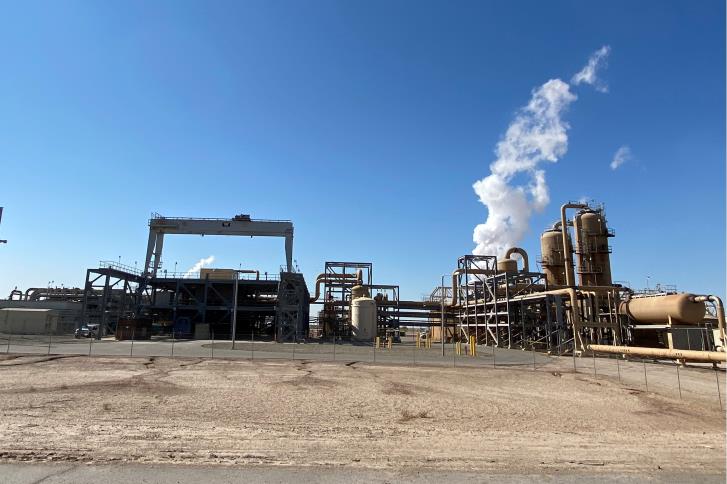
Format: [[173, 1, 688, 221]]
[[74, 324, 99, 339]]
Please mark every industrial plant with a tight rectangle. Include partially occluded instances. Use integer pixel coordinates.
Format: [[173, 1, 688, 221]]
[[1, 201, 725, 364]]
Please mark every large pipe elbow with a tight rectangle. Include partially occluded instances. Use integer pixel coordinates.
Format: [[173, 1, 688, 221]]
[[692, 295, 726, 351], [505, 247, 529, 272], [448, 268, 497, 307], [309, 272, 363, 303], [560, 203, 588, 286]]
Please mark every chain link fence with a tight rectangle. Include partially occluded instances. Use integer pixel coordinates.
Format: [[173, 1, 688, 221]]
[[0, 327, 724, 409]]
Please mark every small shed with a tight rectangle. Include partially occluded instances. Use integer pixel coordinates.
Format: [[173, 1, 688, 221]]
[[0, 308, 59, 335]]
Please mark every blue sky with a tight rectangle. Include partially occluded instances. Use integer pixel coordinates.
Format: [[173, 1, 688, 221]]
[[0, 0, 724, 299]]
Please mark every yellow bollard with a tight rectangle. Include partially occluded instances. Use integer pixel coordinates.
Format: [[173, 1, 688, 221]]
[[416, 333, 421, 349], [427, 334, 432, 349], [375, 336, 381, 349], [387, 337, 392, 350]]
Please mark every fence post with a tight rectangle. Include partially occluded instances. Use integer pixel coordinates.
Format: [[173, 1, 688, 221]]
[[130, 326, 135, 357], [453, 338, 456, 368], [171, 330, 175, 358], [492, 343, 495, 368], [532, 343, 536, 371], [616, 356, 621, 384], [333, 333, 336, 361], [292, 336, 296, 361], [592, 351, 597, 379], [88, 333, 92, 357], [413, 336, 416, 366], [643, 360, 648, 392], [251, 331, 254, 361], [675, 363, 682, 399], [211, 330, 214, 359], [372, 337, 376, 363], [715, 367, 723, 410], [47, 328, 52, 356]]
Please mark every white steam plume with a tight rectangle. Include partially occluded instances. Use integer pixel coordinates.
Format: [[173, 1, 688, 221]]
[[184, 255, 215, 278], [472, 47, 610, 258], [610, 145, 631, 170], [571, 45, 611, 93]]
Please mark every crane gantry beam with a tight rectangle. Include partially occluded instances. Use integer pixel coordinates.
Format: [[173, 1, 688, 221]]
[[142, 213, 294, 277]]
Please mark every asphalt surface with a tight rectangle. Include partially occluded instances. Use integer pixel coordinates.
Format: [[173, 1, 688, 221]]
[[1, 463, 723, 484]]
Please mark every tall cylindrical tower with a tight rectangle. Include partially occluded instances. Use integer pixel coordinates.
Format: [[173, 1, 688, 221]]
[[540, 228, 571, 286], [575, 209, 613, 286]]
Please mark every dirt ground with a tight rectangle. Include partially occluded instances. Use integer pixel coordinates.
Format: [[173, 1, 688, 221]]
[[0, 355, 724, 479]]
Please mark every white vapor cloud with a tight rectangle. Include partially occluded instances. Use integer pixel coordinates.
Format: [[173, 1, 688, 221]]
[[610, 145, 631, 170], [184, 255, 215, 277], [472, 47, 611, 258], [571, 45, 611, 93], [472, 79, 576, 257]]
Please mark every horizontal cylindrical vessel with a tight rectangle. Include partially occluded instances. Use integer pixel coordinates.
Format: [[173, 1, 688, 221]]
[[351, 297, 376, 341], [620, 294, 706, 324]]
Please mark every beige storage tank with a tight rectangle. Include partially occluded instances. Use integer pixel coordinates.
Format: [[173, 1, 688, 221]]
[[540, 228, 570, 286], [620, 294, 706, 324], [497, 258, 518, 273], [351, 297, 377, 341], [577, 210, 613, 286], [351, 285, 370, 299]]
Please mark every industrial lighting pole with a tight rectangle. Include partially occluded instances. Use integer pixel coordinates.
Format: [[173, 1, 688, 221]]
[[0, 207, 7, 245], [441, 275, 446, 357], [231, 270, 239, 349]]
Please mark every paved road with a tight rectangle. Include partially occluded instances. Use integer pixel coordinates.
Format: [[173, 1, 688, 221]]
[[1, 463, 722, 484]]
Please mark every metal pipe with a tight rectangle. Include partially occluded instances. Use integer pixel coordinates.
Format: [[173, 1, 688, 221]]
[[231, 271, 239, 349], [691, 295, 726, 350], [237, 269, 259, 280], [508, 288, 583, 352], [504, 247, 529, 272], [589, 344, 727, 363], [573, 212, 583, 286], [309, 273, 362, 303], [441, 275, 446, 356], [448, 269, 497, 307], [560, 203, 587, 286]]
